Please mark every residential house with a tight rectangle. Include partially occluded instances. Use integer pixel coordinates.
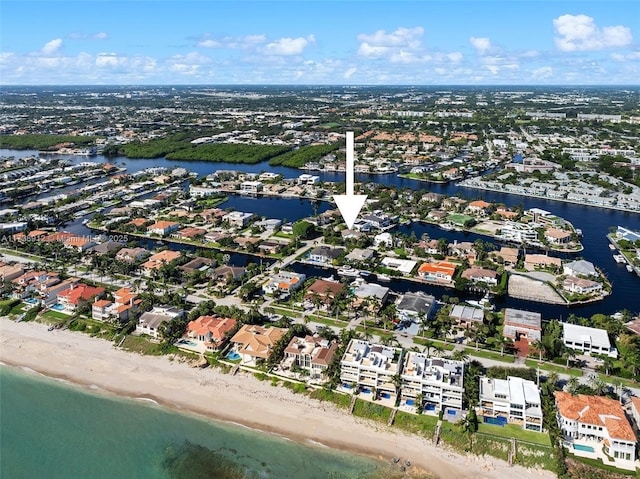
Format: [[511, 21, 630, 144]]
[[262, 271, 306, 295], [373, 232, 393, 248], [352, 280, 389, 310], [240, 181, 263, 193], [147, 220, 180, 236], [308, 246, 343, 264], [461, 266, 499, 286], [211, 265, 246, 282], [189, 186, 219, 197], [400, 353, 465, 412], [115, 247, 149, 263], [450, 304, 484, 328], [92, 287, 140, 322], [179, 257, 215, 275], [545, 227, 573, 245], [418, 261, 456, 283], [141, 250, 182, 275], [498, 222, 538, 244], [223, 211, 254, 228], [396, 292, 435, 322], [0, 264, 24, 282], [479, 376, 544, 432], [88, 241, 124, 256], [305, 279, 343, 308], [345, 248, 375, 263], [562, 323, 617, 358], [230, 324, 288, 366], [173, 227, 206, 241], [62, 236, 96, 252], [466, 200, 491, 215], [57, 283, 105, 313], [363, 211, 391, 229], [496, 247, 519, 266], [563, 259, 598, 278], [283, 335, 338, 380], [524, 254, 561, 271], [562, 276, 603, 295], [136, 305, 184, 339], [555, 392, 637, 466], [503, 308, 542, 341], [340, 339, 403, 400], [185, 316, 237, 351]]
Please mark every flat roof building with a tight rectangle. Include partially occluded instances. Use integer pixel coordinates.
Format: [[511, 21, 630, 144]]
[[479, 376, 543, 432]]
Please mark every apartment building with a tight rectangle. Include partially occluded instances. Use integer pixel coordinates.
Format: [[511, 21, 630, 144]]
[[562, 323, 617, 358], [400, 352, 464, 412], [340, 339, 403, 400]]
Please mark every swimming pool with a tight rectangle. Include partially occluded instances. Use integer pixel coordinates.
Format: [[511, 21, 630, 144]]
[[573, 444, 595, 453], [51, 303, 65, 311], [226, 351, 240, 360], [179, 339, 198, 347], [25, 298, 38, 304]]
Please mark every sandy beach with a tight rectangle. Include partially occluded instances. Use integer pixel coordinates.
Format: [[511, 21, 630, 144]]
[[0, 317, 555, 479]]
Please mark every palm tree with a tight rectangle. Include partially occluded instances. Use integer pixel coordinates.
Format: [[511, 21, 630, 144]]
[[566, 376, 580, 395], [391, 373, 402, 399], [451, 349, 469, 362], [601, 356, 615, 376], [422, 339, 435, 356], [588, 374, 608, 396], [563, 347, 577, 370], [418, 311, 429, 338], [432, 344, 445, 357], [531, 339, 546, 362], [415, 393, 424, 414], [547, 372, 560, 390]]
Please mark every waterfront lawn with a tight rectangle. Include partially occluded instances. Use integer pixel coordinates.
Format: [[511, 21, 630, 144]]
[[446, 214, 474, 226], [477, 423, 552, 446], [465, 347, 516, 363], [352, 399, 392, 424], [308, 389, 352, 409], [120, 335, 169, 356], [9, 303, 26, 315], [41, 310, 70, 321], [393, 411, 438, 437]]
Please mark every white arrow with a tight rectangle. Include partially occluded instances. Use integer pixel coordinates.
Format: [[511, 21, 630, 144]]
[[333, 131, 367, 229]]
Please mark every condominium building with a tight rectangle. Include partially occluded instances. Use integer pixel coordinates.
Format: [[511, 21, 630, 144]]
[[479, 376, 544, 432], [400, 352, 464, 412], [340, 339, 403, 400]]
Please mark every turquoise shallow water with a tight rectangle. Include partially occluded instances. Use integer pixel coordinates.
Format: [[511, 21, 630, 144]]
[[0, 366, 392, 479]]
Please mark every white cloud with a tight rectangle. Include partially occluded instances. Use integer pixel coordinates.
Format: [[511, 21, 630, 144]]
[[197, 34, 266, 49], [469, 37, 491, 54], [344, 67, 357, 79], [446, 52, 463, 63], [264, 35, 314, 56], [553, 14, 632, 51], [611, 51, 640, 61], [357, 27, 424, 59], [531, 66, 553, 79], [68, 32, 108, 40], [42, 38, 62, 55]]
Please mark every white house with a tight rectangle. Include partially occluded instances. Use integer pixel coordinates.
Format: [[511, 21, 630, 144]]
[[563, 259, 598, 278], [223, 211, 254, 228], [562, 323, 617, 358], [373, 232, 393, 248], [479, 376, 544, 432], [240, 181, 263, 193], [136, 305, 184, 339]]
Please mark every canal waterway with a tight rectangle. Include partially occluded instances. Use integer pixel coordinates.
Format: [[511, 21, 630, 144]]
[[3, 149, 639, 317]]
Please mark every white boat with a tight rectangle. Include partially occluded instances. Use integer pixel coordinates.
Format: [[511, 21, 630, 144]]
[[82, 219, 89, 225], [613, 254, 626, 264], [608, 244, 616, 251], [627, 264, 634, 272], [440, 224, 454, 231], [337, 266, 360, 278], [376, 273, 391, 282], [466, 293, 494, 311]]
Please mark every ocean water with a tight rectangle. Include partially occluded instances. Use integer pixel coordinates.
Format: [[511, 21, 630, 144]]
[[0, 367, 399, 479]]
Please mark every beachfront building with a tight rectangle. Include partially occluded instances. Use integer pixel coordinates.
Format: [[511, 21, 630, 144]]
[[479, 376, 544, 432], [230, 324, 288, 366], [282, 335, 338, 381], [400, 352, 465, 413], [340, 339, 403, 401], [554, 392, 637, 468], [57, 283, 105, 313], [136, 305, 184, 339], [502, 308, 542, 342], [184, 316, 237, 352], [92, 287, 140, 322], [562, 323, 617, 358]]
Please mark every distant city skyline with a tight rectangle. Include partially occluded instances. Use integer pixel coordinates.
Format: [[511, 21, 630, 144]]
[[1, 1, 638, 85]]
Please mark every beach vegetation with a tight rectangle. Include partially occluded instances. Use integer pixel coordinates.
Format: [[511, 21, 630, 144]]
[[352, 399, 392, 424]]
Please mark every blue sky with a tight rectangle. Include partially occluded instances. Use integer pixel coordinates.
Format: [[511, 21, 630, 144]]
[[1, 1, 638, 85]]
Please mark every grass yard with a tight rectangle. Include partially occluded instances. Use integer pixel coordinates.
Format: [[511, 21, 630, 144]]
[[466, 347, 516, 363], [446, 213, 474, 226], [41, 310, 70, 321], [525, 359, 583, 377], [120, 335, 169, 356], [477, 422, 552, 446]]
